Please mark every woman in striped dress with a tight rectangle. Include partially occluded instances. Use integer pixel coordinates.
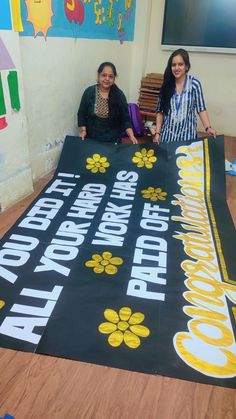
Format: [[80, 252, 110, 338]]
[[154, 49, 217, 143]]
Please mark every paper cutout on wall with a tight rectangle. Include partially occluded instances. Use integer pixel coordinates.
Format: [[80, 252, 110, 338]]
[[25, 0, 54, 38], [64, 0, 85, 25], [0, 75, 6, 116], [0, 37, 16, 71], [0, 75, 7, 130], [10, 0, 23, 32], [0, 0, 12, 30], [0, 116, 8, 130], [117, 12, 125, 44], [0, 40, 20, 129], [20, 0, 136, 41], [94, 0, 105, 24], [7, 71, 20, 111]]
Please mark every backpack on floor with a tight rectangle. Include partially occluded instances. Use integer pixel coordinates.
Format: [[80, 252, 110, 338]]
[[128, 103, 147, 136]]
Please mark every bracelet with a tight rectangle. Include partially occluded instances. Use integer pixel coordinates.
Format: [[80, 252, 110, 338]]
[[205, 126, 211, 132]]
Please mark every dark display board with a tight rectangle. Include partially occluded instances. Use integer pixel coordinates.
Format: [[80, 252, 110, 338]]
[[162, 0, 236, 52]]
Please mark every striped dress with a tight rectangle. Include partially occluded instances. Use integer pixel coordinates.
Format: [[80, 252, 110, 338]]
[[156, 75, 206, 142]]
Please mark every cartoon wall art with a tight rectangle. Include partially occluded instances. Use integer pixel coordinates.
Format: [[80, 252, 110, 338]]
[[0, 37, 21, 130], [20, 0, 136, 42], [0, 0, 23, 32], [24, 0, 54, 39], [10, 0, 23, 32], [64, 0, 85, 37], [0, 0, 12, 30]]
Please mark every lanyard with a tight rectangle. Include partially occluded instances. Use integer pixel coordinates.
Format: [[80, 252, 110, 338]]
[[174, 76, 187, 115]]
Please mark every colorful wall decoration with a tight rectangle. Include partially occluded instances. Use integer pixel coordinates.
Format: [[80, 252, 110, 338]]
[[11, 0, 23, 32], [0, 75, 7, 130], [0, 37, 21, 130], [20, 0, 136, 42], [0, 0, 22, 130], [0, 30, 20, 130], [0, 0, 12, 30], [0, 0, 23, 32]]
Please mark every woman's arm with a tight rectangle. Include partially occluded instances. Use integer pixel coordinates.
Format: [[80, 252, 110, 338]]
[[77, 87, 91, 140], [125, 127, 138, 144], [198, 110, 217, 138], [153, 112, 163, 144], [194, 78, 217, 138], [79, 126, 87, 141]]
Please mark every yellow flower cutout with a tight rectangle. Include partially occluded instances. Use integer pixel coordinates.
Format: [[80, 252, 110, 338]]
[[0, 300, 5, 309], [99, 306, 150, 348], [85, 251, 123, 275], [86, 153, 110, 173], [142, 187, 167, 201], [132, 148, 157, 169]]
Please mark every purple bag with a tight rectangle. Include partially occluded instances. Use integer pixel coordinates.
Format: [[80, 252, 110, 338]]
[[128, 103, 147, 136]]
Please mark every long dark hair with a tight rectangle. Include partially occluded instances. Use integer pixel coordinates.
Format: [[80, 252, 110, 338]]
[[97, 62, 122, 128], [159, 49, 191, 115]]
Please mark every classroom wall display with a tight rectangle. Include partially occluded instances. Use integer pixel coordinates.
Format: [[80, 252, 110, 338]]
[[11, 0, 23, 32], [0, 38, 16, 70], [0, 74, 7, 130], [0, 136, 235, 388], [0, 37, 21, 130], [0, 0, 23, 32], [20, 0, 136, 42], [0, 0, 12, 30]]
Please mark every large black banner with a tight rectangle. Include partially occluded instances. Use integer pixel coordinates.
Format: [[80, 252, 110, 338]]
[[0, 135, 236, 388]]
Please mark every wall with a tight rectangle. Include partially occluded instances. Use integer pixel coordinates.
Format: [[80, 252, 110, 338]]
[[0, 30, 33, 211], [20, 37, 134, 181], [0, 0, 142, 211], [129, 0, 152, 102], [142, 0, 236, 136]]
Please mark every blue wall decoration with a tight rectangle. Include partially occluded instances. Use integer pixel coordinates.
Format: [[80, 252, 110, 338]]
[[20, 0, 136, 43], [0, 0, 12, 30]]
